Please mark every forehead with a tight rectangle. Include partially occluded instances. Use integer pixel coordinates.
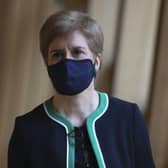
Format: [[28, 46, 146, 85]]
[[48, 31, 90, 50]]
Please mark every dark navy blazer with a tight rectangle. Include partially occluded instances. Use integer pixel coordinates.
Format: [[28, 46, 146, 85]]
[[8, 92, 155, 168]]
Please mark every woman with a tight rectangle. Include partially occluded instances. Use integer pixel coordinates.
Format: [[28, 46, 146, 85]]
[[8, 10, 155, 168]]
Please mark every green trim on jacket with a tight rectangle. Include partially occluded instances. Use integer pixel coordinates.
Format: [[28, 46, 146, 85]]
[[43, 91, 109, 168]]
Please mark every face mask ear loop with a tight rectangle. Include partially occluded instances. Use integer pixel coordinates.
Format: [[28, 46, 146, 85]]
[[92, 62, 96, 78], [93, 53, 101, 77], [93, 55, 99, 78]]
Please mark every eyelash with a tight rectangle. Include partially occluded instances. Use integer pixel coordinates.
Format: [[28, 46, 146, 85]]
[[51, 49, 84, 58], [51, 51, 64, 58], [72, 49, 84, 55]]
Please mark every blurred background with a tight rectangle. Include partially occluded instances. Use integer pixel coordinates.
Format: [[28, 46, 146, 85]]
[[0, 0, 167, 167]]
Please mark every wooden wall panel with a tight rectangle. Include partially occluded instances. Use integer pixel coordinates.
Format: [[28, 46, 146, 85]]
[[111, 0, 160, 110], [0, 1, 63, 167], [149, 1, 168, 167]]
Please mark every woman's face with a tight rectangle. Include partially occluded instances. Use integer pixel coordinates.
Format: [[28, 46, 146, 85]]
[[47, 31, 100, 71]]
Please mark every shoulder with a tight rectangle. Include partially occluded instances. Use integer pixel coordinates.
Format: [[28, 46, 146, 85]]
[[102, 93, 148, 135], [16, 103, 44, 123], [107, 95, 140, 114], [12, 99, 55, 143], [109, 95, 136, 107], [14, 100, 51, 131], [103, 93, 144, 124]]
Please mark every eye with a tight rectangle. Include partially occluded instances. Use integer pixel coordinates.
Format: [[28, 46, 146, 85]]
[[51, 50, 64, 58], [72, 49, 84, 56]]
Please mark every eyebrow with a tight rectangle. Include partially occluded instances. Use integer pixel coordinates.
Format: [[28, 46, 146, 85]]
[[72, 46, 85, 49], [50, 49, 64, 54], [50, 46, 86, 53]]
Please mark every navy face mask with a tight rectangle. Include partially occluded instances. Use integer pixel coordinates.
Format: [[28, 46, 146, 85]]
[[47, 59, 96, 95]]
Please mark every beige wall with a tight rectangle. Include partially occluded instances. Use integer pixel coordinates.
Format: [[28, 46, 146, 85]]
[[0, 1, 63, 167], [89, 0, 160, 111], [149, 1, 168, 167], [0, 0, 167, 168], [111, 0, 160, 110], [88, 0, 121, 93]]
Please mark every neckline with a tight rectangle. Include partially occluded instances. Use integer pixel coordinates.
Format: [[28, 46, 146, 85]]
[[74, 123, 86, 130], [44, 91, 107, 129], [43, 91, 108, 168]]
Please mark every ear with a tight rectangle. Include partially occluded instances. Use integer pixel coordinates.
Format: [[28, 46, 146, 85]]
[[95, 54, 102, 73]]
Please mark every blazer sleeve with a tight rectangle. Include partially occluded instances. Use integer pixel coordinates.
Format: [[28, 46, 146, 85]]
[[8, 118, 28, 168], [133, 104, 155, 168]]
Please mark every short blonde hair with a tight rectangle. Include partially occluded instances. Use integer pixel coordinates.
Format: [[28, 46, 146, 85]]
[[40, 10, 104, 62]]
